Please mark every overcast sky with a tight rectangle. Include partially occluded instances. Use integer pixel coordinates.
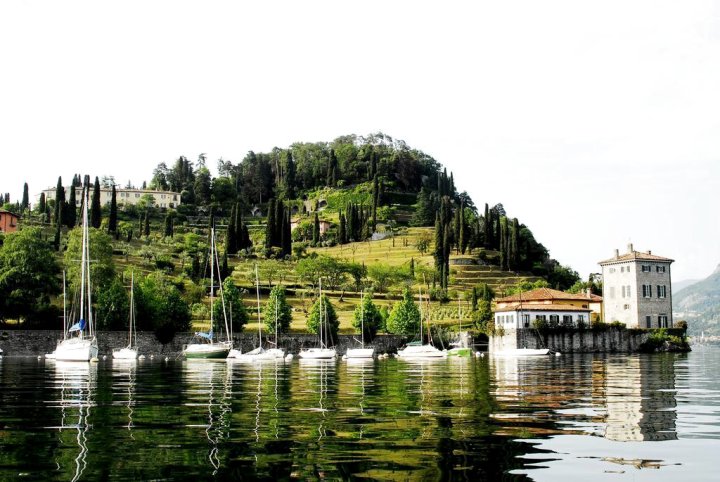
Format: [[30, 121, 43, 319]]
[[1, 1, 718, 282]]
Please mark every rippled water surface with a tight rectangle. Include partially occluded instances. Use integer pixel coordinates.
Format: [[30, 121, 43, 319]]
[[1, 347, 718, 481]]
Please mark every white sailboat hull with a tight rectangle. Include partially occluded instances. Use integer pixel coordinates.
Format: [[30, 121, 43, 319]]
[[52, 337, 99, 362], [492, 348, 550, 356], [227, 347, 278, 362], [112, 347, 138, 359], [298, 348, 337, 359], [183, 342, 232, 359], [345, 347, 375, 359], [397, 344, 447, 359]]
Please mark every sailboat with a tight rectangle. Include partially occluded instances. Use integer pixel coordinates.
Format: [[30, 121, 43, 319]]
[[183, 228, 233, 359], [51, 189, 99, 362], [113, 272, 139, 359], [299, 278, 337, 359], [345, 291, 374, 359], [448, 294, 471, 357], [397, 286, 447, 359], [264, 296, 286, 359], [228, 264, 275, 361]]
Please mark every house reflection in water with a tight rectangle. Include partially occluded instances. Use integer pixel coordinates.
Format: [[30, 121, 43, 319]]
[[599, 355, 677, 442]]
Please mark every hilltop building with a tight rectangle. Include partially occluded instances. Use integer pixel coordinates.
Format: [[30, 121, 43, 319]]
[[0, 209, 19, 233], [599, 244, 674, 328], [41, 186, 181, 209], [493, 287, 600, 330]]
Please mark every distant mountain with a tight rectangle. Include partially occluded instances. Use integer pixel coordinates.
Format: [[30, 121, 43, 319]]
[[674, 264, 720, 335], [674, 279, 700, 293]]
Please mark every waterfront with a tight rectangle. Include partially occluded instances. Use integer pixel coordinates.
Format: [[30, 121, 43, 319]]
[[0, 347, 718, 481]]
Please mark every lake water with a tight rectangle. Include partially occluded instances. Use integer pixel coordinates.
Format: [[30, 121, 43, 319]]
[[1, 347, 718, 481]]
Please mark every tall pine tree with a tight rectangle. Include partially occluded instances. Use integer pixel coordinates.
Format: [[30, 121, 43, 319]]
[[108, 185, 117, 233], [90, 176, 102, 229]]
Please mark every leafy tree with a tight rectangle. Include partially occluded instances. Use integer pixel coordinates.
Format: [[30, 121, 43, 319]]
[[296, 255, 347, 290], [0, 228, 60, 323], [64, 227, 116, 296], [263, 285, 292, 334], [212, 277, 248, 334], [367, 263, 406, 293], [194, 167, 212, 205], [91, 177, 102, 229], [415, 230, 432, 256], [306, 294, 339, 345], [386, 288, 420, 335], [352, 292, 382, 340], [135, 271, 191, 343], [95, 276, 129, 330]]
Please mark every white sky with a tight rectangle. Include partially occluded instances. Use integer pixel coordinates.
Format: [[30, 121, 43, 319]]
[[1, 0, 719, 282]]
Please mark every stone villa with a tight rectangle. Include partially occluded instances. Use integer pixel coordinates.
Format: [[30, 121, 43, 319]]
[[599, 244, 673, 328]]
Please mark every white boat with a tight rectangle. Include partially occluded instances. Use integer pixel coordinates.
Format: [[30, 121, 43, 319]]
[[53, 190, 99, 362], [113, 272, 139, 360], [299, 279, 336, 360], [183, 228, 232, 359], [396, 286, 447, 359], [228, 265, 276, 362], [346, 290, 375, 359], [397, 341, 448, 359], [492, 348, 550, 356]]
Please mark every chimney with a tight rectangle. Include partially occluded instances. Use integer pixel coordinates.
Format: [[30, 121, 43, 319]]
[[627, 243, 634, 253], [647, 250, 652, 255], [614, 248, 619, 258]]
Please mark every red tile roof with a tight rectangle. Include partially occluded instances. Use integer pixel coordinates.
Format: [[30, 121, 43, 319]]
[[495, 303, 591, 313], [496, 287, 597, 303]]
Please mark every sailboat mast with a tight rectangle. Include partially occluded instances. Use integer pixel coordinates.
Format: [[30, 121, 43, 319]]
[[255, 264, 262, 347], [210, 228, 215, 343], [62, 271, 67, 340], [319, 278, 324, 348], [130, 271, 135, 348], [79, 189, 88, 340], [212, 230, 231, 342], [418, 286, 423, 343], [360, 290, 365, 348]]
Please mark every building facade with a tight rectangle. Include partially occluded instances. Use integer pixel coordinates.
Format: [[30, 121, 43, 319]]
[[0, 209, 19, 233], [494, 287, 598, 330], [599, 244, 673, 328], [41, 187, 181, 209]]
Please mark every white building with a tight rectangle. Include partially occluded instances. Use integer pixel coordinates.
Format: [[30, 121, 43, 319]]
[[599, 244, 674, 329], [494, 287, 594, 330], [41, 186, 181, 209]]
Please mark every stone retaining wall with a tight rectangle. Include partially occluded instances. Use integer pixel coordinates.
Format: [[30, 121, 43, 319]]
[[489, 328, 651, 353], [0, 330, 409, 357]]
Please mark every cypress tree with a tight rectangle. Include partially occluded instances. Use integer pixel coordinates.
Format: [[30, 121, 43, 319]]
[[434, 215, 444, 274], [233, 203, 242, 248], [499, 217, 508, 271], [265, 199, 275, 250], [90, 176, 102, 228], [510, 218, 519, 271], [443, 223, 451, 289], [483, 203, 490, 248], [459, 205, 466, 255], [21, 183, 29, 212], [54, 176, 64, 227], [108, 185, 118, 233], [346, 205, 355, 242], [281, 209, 292, 257], [226, 203, 237, 253], [143, 209, 150, 237], [454, 203, 461, 254], [372, 175, 379, 229], [54, 219, 61, 251], [66, 185, 77, 228], [338, 213, 347, 244], [38, 193, 46, 216], [274, 198, 283, 246], [312, 212, 320, 245], [471, 287, 479, 312], [164, 213, 174, 238]]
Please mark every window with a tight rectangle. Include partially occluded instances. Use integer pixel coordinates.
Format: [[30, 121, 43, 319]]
[[623, 304, 630, 310], [656, 266, 666, 273], [609, 268, 616, 274], [522, 314, 530, 327], [535, 315, 547, 322], [642, 285, 652, 298], [621, 286, 626, 298], [562, 315, 573, 324], [641, 265, 651, 273], [578, 315, 585, 323], [646, 315, 652, 328], [609, 287, 615, 299], [549, 315, 559, 323], [659, 315, 668, 328], [657, 285, 667, 298], [621, 266, 625, 273]]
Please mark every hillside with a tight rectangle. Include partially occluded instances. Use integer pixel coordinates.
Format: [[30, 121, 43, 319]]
[[674, 264, 720, 335], [1, 133, 577, 337]]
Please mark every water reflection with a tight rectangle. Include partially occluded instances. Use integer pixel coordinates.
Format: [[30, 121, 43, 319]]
[[50, 361, 96, 482]]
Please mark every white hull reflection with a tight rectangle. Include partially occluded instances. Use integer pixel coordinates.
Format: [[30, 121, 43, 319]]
[[492, 348, 550, 357]]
